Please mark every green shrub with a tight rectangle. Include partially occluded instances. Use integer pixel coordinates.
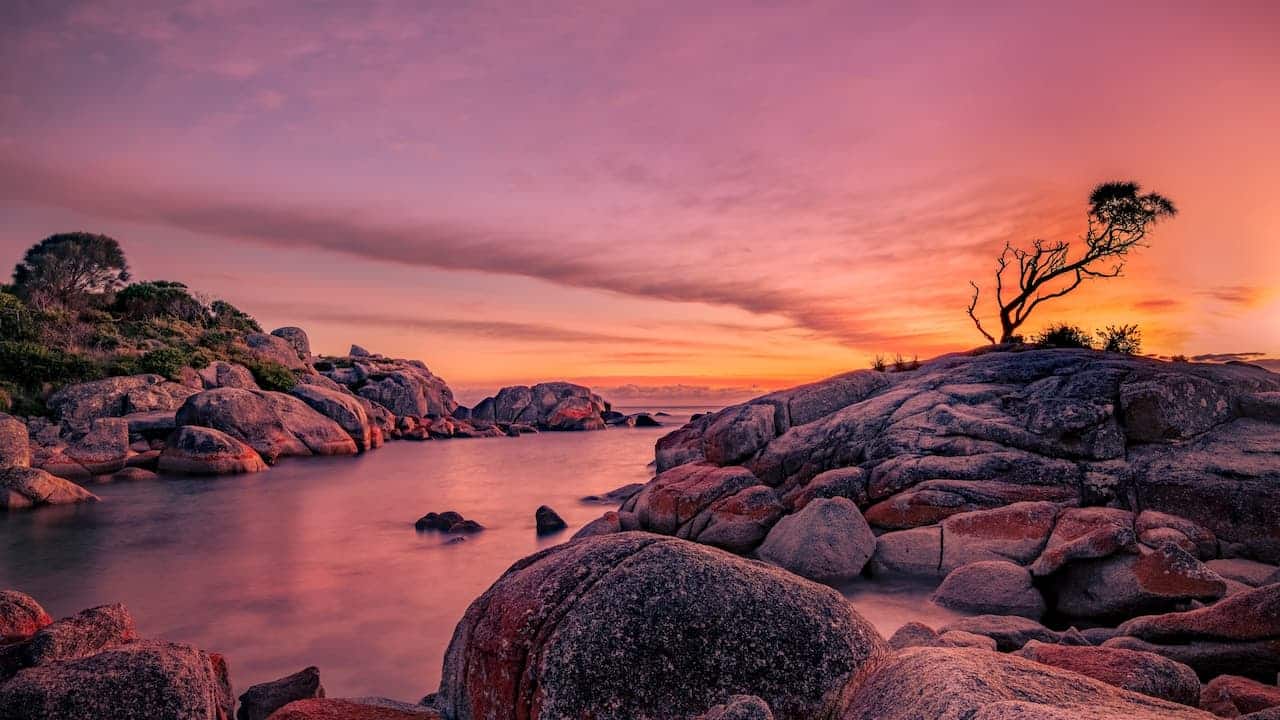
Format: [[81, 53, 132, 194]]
[[138, 346, 192, 380], [0, 292, 37, 341], [245, 359, 298, 392], [209, 300, 262, 333], [1034, 324, 1094, 349], [1097, 324, 1142, 355], [0, 341, 101, 389], [114, 281, 208, 323]]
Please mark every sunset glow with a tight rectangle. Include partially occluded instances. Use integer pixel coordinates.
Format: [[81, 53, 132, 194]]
[[3, 1, 1277, 402]]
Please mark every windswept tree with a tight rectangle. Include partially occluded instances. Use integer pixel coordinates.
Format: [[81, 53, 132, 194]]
[[12, 233, 130, 308], [967, 182, 1177, 344]]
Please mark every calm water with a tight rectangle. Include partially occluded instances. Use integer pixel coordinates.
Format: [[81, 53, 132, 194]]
[[0, 409, 958, 701]]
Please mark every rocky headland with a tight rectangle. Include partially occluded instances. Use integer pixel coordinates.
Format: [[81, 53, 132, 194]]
[[3, 345, 1278, 718], [0, 328, 642, 507]]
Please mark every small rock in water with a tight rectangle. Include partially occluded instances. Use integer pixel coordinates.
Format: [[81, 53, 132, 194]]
[[415, 511, 466, 531], [448, 520, 484, 534], [580, 483, 645, 505], [236, 666, 324, 720], [445, 537, 467, 545], [535, 505, 567, 535]]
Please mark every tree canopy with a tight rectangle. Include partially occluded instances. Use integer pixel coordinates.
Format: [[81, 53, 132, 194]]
[[12, 232, 130, 308]]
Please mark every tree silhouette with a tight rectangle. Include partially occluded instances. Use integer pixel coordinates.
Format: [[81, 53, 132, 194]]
[[12, 233, 130, 308], [967, 181, 1176, 344]]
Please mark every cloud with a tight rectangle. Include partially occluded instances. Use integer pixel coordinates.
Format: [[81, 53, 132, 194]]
[[0, 152, 969, 349], [1134, 298, 1183, 312], [1197, 285, 1269, 308]]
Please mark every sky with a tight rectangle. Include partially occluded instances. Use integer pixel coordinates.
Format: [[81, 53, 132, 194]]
[[1, 0, 1277, 405]]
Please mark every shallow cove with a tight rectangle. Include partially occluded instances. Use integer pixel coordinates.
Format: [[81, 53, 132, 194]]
[[0, 409, 958, 700]]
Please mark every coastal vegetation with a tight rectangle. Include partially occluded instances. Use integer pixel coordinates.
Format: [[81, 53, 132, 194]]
[[1, 233, 295, 415]]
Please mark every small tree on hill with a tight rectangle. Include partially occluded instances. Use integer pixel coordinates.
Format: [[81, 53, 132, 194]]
[[966, 182, 1176, 344], [12, 233, 130, 308]]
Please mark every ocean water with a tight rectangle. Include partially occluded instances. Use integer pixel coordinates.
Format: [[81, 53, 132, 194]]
[[0, 409, 959, 701]]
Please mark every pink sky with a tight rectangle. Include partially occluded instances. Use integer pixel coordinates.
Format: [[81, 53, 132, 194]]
[[2, 1, 1277, 404]]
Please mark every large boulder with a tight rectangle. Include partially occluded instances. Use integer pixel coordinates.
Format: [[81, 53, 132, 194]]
[[176, 388, 355, 462], [689, 486, 785, 553], [469, 382, 607, 430], [238, 666, 324, 720], [931, 560, 1045, 619], [1199, 675, 1280, 717], [622, 463, 761, 536], [434, 532, 886, 720], [1030, 507, 1136, 576], [544, 396, 605, 431], [703, 403, 777, 466], [270, 327, 311, 361], [842, 646, 1213, 719], [869, 525, 944, 578], [1013, 640, 1201, 706], [289, 385, 372, 452], [939, 501, 1061, 572], [0, 414, 29, 468], [1054, 543, 1228, 620], [197, 361, 259, 390], [0, 591, 51, 643], [0, 639, 233, 720], [756, 497, 875, 583], [62, 417, 130, 475], [244, 332, 307, 370], [159, 426, 268, 475], [1, 466, 98, 509], [12, 604, 138, 671], [47, 374, 197, 429]]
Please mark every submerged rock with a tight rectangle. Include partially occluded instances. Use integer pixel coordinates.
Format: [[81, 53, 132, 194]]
[[434, 532, 885, 720]]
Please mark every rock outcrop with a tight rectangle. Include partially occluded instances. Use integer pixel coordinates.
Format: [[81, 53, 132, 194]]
[[0, 415, 29, 468], [1199, 675, 1280, 717], [434, 532, 885, 720], [176, 388, 357, 463], [1, 466, 98, 509], [159, 426, 268, 475], [1013, 640, 1202, 706], [0, 591, 51, 643], [842, 646, 1213, 719], [46, 374, 197, 430], [469, 382, 608, 431], [238, 666, 324, 720]]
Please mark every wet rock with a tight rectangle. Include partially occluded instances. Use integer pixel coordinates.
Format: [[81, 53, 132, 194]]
[[238, 666, 325, 720], [782, 466, 867, 511], [1055, 543, 1228, 620], [0, 414, 29, 468], [938, 614, 1062, 651], [1137, 510, 1218, 560], [932, 560, 1045, 619], [842, 646, 1210, 719], [0, 466, 98, 509], [17, 604, 138, 669], [535, 505, 567, 535], [869, 525, 944, 578], [0, 639, 233, 720], [434, 532, 886, 720], [1104, 636, 1280, 684], [1200, 675, 1280, 717], [63, 417, 130, 474], [1014, 640, 1201, 706], [695, 695, 774, 720], [1116, 584, 1280, 644], [158, 426, 268, 475], [1031, 507, 1136, 576], [448, 520, 483, 534], [110, 466, 159, 482], [757, 497, 875, 583], [415, 512, 466, 531], [689, 485, 784, 554], [580, 483, 645, 505], [624, 463, 761, 536], [1206, 559, 1280, 588], [863, 479, 1075, 530], [290, 384, 372, 452], [0, 591, 51, 643], [940, 501, 1061, 572], [267, 698, 441, 718]]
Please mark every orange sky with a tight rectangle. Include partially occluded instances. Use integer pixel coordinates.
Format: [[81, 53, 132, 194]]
[[1, 1, 1277, 404]]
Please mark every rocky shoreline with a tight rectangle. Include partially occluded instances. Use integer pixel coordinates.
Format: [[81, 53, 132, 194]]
[[1, 327, 654, 509], [2, 345, 1278, 718]]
